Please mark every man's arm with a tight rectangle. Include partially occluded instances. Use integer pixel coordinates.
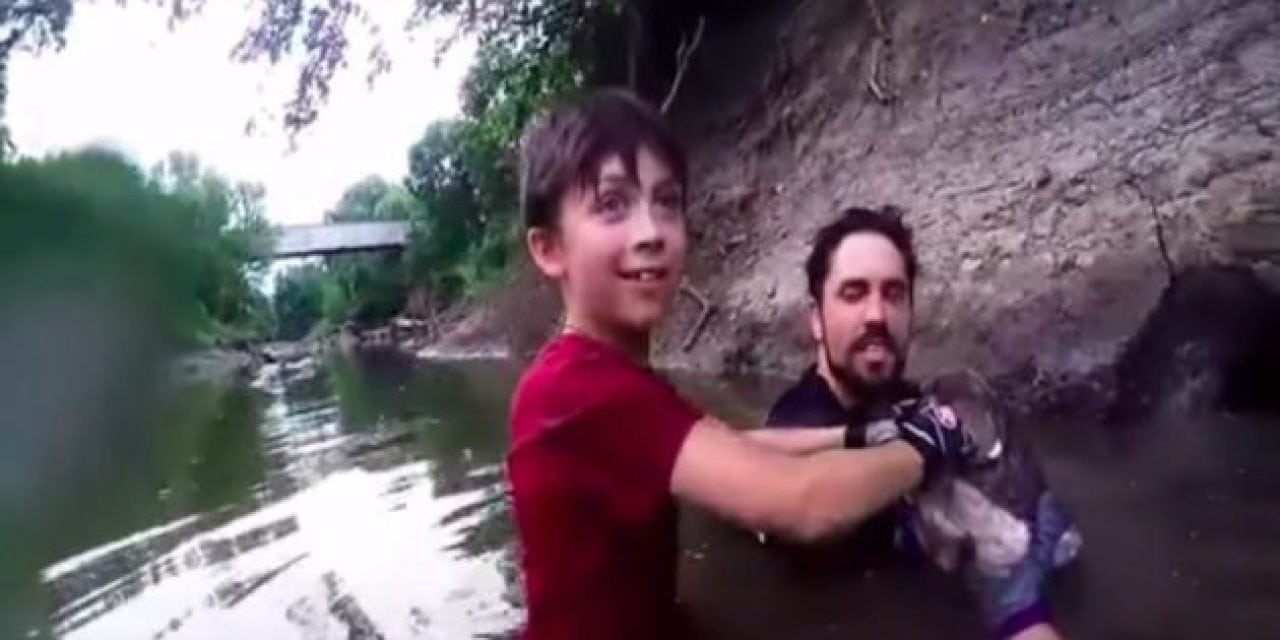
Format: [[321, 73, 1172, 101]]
[[742, 426, 845, 455], [670, 416, 922, 542]]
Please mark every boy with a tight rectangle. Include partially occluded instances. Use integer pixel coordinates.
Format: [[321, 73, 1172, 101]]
[[507, 89, 973, 639]]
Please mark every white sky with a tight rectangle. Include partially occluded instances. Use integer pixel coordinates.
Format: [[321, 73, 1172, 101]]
[[8, 1, 475, 226]]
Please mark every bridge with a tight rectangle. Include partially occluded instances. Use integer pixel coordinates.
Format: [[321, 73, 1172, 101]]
[[272, 221, 410, 258]]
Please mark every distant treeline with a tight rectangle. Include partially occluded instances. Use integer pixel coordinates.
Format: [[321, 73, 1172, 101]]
[[0, 149, 274, 347]]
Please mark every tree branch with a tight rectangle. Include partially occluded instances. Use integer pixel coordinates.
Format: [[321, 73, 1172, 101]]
[[659, 16, 713, 350], [660, 15, 706, 114]]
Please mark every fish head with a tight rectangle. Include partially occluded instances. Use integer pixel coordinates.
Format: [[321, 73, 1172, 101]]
[[923, 368, 1008, 465]]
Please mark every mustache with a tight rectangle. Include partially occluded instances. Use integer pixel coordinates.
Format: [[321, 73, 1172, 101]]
[[850, 324, 901, 355]]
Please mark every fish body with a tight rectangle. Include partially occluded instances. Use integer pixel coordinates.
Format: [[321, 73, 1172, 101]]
[[877, 369, 1082, 578]]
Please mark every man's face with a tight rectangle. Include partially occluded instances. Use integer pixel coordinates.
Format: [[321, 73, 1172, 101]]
[[527, 146, 687, 335], [812, 231, 913, 400]]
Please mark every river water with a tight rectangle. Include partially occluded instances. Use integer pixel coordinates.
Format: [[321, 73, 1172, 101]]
[[22, 348, 1280, 639]]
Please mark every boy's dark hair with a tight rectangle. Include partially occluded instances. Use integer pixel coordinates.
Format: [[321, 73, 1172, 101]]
[[805, 206, 919, 303], [519, 89, 688, 231]]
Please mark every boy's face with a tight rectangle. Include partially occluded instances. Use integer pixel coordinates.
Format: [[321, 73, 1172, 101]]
[[527, 146, 687, 337]]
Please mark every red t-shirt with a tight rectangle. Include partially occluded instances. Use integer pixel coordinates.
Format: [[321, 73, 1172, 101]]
[[508, 333, 702, 639]]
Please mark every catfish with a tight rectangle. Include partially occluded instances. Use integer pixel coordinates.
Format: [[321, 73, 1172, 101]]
[[870, 369, 1083, 577]]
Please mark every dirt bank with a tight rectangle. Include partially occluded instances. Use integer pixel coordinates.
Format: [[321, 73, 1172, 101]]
[[439, 0, 1280, 416]]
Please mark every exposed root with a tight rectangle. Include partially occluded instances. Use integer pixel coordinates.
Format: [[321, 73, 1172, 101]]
[[865, 0, 894, 104], [867, 38, 893, 104], [679, 281, 716, 351], [867, 0, 888, 37]]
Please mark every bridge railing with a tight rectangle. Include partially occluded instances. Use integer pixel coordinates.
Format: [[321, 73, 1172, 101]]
[[272, 221, 411, 258]]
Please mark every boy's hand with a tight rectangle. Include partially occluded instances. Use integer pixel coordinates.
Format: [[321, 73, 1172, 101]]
[[865, 396, 976, 483]]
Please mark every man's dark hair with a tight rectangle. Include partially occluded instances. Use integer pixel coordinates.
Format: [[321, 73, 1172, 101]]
[[519, 89, 688, 231], [805, 206, 919, 302]]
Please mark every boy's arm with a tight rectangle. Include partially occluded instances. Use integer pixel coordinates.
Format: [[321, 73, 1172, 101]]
[[1011, 625, 1064, 640], [742, 426, 845, 455], [670, 416, 922, 542], [702, 416, 844, 454]]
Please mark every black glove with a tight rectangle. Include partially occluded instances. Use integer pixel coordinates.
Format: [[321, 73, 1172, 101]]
[[882, 396, 977, 483]]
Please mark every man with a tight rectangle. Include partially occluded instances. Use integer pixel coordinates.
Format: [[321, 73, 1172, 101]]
[[763, 206, 1065, 640]]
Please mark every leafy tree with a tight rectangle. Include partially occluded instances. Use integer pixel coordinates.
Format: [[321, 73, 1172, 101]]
[[1, 0, 73, 157], [405, 120, 482, 298], [318, 175, 414, 327], [149, 152, 274, 343], [403, 33, 583, 304], [0, 147, 275, 346], [271, 263, 326, 340], [0, 0, 707, 143], [326, 175, 397, 222]]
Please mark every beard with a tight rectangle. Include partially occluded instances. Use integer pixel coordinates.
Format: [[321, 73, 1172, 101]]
[[823, 322, 909, 405]]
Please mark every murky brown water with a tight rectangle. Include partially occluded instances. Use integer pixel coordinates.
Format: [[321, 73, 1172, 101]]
[[682, 407, 1280, 639], [22, 348, 1280, 639]]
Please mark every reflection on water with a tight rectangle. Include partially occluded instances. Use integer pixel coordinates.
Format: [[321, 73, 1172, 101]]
[[30, 348, 1280, 639], [38, 349, 523, 639]]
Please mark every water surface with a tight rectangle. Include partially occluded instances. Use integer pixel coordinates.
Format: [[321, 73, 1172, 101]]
[[27, 348, 1280, 639]]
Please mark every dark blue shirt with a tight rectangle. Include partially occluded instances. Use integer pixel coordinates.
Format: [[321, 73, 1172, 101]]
[[765, 367, 915, 568]]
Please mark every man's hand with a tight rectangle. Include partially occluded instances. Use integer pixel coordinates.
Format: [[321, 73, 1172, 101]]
[[865, 396, 976, 483]]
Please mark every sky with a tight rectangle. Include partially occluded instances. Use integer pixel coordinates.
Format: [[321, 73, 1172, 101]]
[[7, 1, 476, 226]]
